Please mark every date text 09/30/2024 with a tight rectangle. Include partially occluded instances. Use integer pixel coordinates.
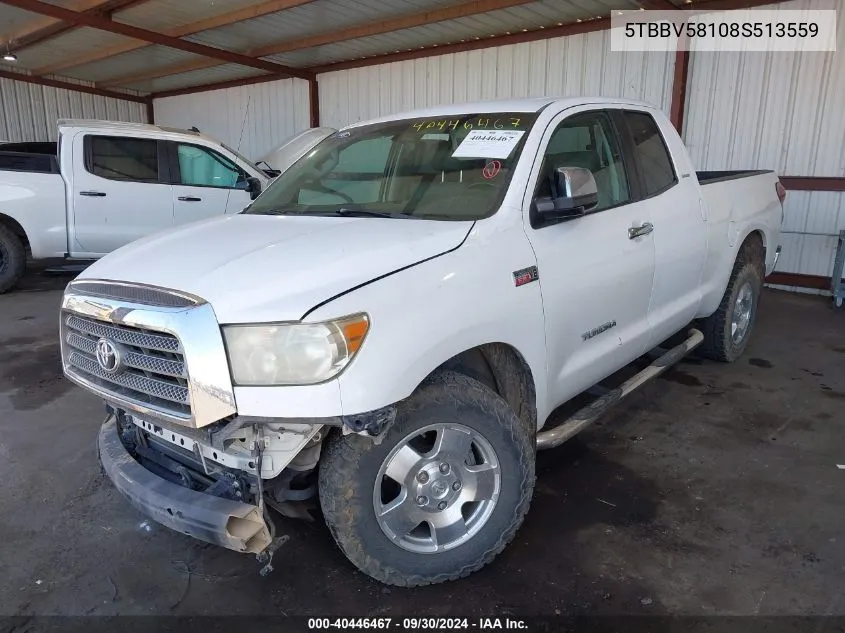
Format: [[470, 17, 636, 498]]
[[308, 618, 528, 630]]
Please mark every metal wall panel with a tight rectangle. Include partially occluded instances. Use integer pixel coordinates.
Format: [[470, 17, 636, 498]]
[[684, 0, 845, 289], [317, 30, 676, 129], [0, 76, 146, 142], [152, 77, 311, 161]]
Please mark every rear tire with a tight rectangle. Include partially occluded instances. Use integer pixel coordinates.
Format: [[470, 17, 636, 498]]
[[698, 238, 764, 362], [318, 371, 535, 586], [0, 223, 26, 294]]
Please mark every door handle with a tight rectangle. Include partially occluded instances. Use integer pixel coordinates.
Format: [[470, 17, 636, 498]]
[[79, 191, 106, 197], [628, 222, 654, 239], [178, 196, 202, 202]]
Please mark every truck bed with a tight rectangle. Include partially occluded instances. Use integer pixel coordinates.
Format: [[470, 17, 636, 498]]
[[0, 142, 59, 174], [697, 170, 773, 186]]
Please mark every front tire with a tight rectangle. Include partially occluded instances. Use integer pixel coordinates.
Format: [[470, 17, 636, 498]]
[[318, 371, 535, 586], [698, 238, 764, 362], [0, 223, 26, 294]]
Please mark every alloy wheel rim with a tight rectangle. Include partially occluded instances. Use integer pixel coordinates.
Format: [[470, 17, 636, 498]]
[[731, 282, 754, 345], [373, 423, 501, 554]]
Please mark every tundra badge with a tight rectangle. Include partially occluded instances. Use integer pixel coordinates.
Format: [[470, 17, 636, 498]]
[[582, 320, 617, 341]]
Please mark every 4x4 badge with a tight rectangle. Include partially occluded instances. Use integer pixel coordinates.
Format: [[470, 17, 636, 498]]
[[513, 266, 539, 287]]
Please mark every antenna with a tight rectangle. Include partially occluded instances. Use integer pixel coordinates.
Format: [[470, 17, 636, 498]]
[[237, 95, 251, 154]]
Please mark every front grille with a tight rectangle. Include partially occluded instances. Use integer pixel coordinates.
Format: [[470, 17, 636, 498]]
[[62, 312, 191, 418]]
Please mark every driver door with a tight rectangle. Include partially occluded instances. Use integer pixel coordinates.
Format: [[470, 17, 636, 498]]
[[522, 107, 657, 410]]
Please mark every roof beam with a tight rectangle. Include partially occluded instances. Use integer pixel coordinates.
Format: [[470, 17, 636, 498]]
[[2, 0, 148, 52], [99, 0, 535, 88], [32, 0, 316, 76], [0, 0, 314, 79], [0, 68, 147, 102]]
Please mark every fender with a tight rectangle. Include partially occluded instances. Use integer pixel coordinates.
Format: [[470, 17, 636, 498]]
[[304, 213, 553, 426]]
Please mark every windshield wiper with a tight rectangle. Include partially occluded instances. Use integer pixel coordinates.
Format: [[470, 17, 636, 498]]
[[334, 208, 412, 219]]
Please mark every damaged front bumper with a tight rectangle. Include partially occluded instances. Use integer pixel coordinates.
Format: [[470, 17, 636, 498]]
[[98, 416, 272, 554]]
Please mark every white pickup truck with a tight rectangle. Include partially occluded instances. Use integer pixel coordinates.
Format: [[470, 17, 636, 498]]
[[60, 97, 784, 586], [0, 120, 282, 292]]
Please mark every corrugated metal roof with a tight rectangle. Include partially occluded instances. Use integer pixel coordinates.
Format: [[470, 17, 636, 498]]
[[0, 5, 42, 37], [7, 27, 132, 70], [115, 0, 264, 32], [2, 0, 653, 92], [184, 0, 459, 53], [125, 64, 265, 93], [61, 45, 202, 83], [266, 0, 644, 67]]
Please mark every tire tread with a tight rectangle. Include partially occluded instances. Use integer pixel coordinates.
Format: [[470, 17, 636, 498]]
[[319, 371, 535, 587], [0, 223, 26, 294], [698, 236, 764, 362]]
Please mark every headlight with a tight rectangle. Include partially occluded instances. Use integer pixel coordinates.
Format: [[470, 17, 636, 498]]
[[222, 313, 369, 386]]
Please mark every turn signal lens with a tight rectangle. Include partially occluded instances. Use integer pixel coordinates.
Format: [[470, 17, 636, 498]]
[[341, 316, 369, 354]]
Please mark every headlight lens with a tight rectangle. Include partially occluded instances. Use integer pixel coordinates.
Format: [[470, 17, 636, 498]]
[[223, 313, 369, 385]]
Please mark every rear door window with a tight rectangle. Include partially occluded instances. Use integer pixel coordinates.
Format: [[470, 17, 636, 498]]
[[86, 136, 161, 183], [622, 111, 677, 197]]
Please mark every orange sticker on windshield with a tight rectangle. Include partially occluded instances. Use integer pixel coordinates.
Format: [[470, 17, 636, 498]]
[[482, 160, 502, 180]]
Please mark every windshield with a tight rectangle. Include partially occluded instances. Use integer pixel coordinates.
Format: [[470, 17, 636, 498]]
[[245, 112, 538, 220]]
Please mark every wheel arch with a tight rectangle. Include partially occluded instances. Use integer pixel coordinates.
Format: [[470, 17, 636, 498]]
[[738, 229, 766, 275], [433, 342, 538, 436], [0, 212, 29, 250]]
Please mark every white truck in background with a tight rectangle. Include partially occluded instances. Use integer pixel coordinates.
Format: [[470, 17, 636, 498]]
[[61, 97, 784, 586], [0, 120, 334, 292]]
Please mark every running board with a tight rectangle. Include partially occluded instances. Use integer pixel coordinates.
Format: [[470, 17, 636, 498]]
[[536, 328, 704, 451]]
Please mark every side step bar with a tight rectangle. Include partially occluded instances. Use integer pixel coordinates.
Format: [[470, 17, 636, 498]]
[[536, 328, 704, 451]]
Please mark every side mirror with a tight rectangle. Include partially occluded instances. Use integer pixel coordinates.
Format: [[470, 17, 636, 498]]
[[533, 166, 599, 225], [246, 176, 262, 200]]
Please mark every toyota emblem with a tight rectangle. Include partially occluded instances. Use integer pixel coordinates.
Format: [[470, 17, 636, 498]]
[[95, 338, 123, 374]]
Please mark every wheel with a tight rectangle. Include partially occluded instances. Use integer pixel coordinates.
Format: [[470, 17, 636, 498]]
[[697, 238, 764, 362], [318, 371, 535, 586], [0, 223, 26, 294]]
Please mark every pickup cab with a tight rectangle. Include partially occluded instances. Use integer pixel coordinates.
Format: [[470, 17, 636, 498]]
[[60, 97, 784, 586], [0, 120, 276, 292]]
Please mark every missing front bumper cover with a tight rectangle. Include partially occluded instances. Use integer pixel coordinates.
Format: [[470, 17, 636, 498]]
[[99, 417, 272, 554]]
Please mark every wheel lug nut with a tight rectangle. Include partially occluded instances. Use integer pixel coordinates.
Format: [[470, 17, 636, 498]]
[[439, 463, 450, 474], [416, 495, 428, 506], [452, 481, 461, 491], [417, 471, 429, 483], [437, 501, 447, 510]]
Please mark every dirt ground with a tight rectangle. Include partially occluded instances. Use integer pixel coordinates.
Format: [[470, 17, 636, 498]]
[[0, 264, 843, 618]]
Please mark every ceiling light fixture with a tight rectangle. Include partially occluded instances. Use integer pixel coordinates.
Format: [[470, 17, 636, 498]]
[[3, 52, 17, 62]]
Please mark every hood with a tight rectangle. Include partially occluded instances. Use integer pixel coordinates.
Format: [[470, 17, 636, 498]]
[[78, 214, 472, 323], [257, 127, 336, 176]]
